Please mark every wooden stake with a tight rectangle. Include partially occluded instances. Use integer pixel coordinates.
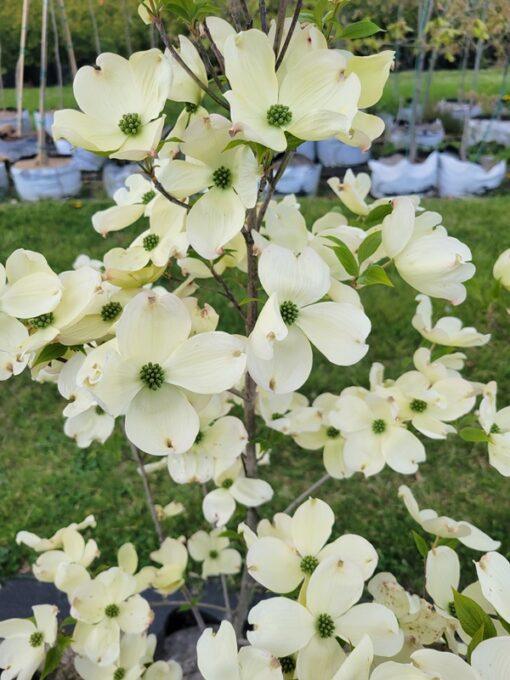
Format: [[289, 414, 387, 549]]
[[121, 0, 133, 55], [49, 0, 64, 108], [0, 38, 5, 109], [37, 0, 49, 166], [16, 0, 31, 137], [56, 0, 77, 78], [87, 0, 102, 56]]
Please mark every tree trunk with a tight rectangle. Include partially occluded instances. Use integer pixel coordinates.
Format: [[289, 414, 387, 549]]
[[409, 0, 434, 162], [0, 39, 5, 109], [422, 48, 438, 117], [87, 0, 101, 56], [16, 0, 31, 137], [121, 0, 133, 55], [55, 0, 77, 78], [37, 0, 49, 166], [49, 0, 64, 109]]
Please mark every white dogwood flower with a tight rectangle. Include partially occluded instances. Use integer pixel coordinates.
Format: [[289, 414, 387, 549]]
[[248, 556, 403, 676], [31, 526, 99, 585], [144, 660, 184, 680], [247, 498, 377, 594], [71, 567, 153, 666], [74, 632, 155, 680], [328, 171, 372, 216], [16, 515, 96, 552], [158, 114, 258, 259], [425, 545, 461, 613], [223, 29, 360, 152], [188, 529, 241, 578], [0, 249, 62, 320], [203, 458, 273, 527], [0, 312, 29, 380], [167, 36, 207, 106], [150, 537, 188, 596], [478, 381, 510, 476], [197, 620, 282, 680], [53, 50, 171, 161], [0, 605, 58, 680], [92, 173, 157, 236], [475, 551, 510, 623], [331, 392, 426, 476], [412, 295, 490, 347], [493, 248, 510, 290], [398, 485, 500, 551], [248, 244, 370, 393], [382, 198, 475, 305], [84, 289, 246, 455]]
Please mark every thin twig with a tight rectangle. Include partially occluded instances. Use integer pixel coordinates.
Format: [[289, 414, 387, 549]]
[[191, 33, 225, 94], [255, 151, 293, 230], [275, 0, 302, 70], [259, 0, 268, 32], [202, 21, 225, 73], [273, 0, 289, 54], [283, 474, 331, 514], [151, 175, 190, 211], [153, 15, 229, 110], [221, 575, 233, 621], [149, 600, 227, 613], [207, 263, 246, 320], [228, 387, 245, 400]]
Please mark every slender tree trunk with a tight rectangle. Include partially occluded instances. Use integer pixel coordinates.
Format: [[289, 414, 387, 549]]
[[422, 48, 438, 117], [121, 0, 133, 55], [409, 0, 434, 162], [37, 0, 49, 166], [459, 39, 470, 103], [16, 0, 31, 137], [49, 0, 64, 109], [87, 0, 101, 56], [0, 39, 5, 109], [472, 0, 488, 93], [55, 0, 77, 78]]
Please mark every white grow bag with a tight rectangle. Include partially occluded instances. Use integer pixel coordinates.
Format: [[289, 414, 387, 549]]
[[438, 153, 507, 197], [73, 147, 105, 172], [11, 160, 82, 201], [317, 139, 369, 167], [389, 121, 445, 150], [276, 162, 322, 196], [0, 162, 8, 194], [436, 99, 482, 121], [0, 109, 32, 134], [368, 151, 439, 198], [34, 111, 73, 156], [102, 162, 141, 198], [468, 118, 510, 147]]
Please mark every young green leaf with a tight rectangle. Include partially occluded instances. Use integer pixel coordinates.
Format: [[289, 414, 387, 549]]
[[357, 231, 382, 263], [364, 203, 392, 228], [459, 427, 490, 443], [357, 264, 394, 287], [340, 19, 384, 40], [411, 530, 429, 559], [452, 589, 497, 639], [40, 635, 73, 680], [467, 624, 485, 662], [33, 343, 67, 367], [324, 236, 359, 277]]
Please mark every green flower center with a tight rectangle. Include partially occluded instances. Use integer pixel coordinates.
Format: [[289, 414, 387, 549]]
[[209, 550, 219, 559], [114, 669, 126, 680], [28, 312, 54, 329], [372, 419, 386, 435], [104, 603, 120, 618], [143, 233, 160, 251], [29, 631, 44, 647], [212, 165, 232, 190], [279, 656, 296, 674], [140, 362, 165, 390], [326, 426, 340, 439], [185, 102, 198, 113], [300, 554, 319, 575], [101, 301, 122, 322], [410, 399, 428, 413], [316, 612, 335, 638], [280, 300, 299, 325], [267, 104, 292, 128], [491, 423, 501, 434], [118, 112, 142, 136], [142, 190, 156, 204], [222, 478, 234, 489]]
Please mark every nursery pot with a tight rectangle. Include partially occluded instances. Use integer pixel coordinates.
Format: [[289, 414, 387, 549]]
[[72, 147, 106, 172], [368, 151, 439, 198], [438, 152, 507, 198], [389, 120, 445, 151], [0, 134, 38, 163], [0, 108, 32, 135], [34, 110, 73, 156], [467, 117, 510, 147], [11, 156, 82, 201], [275, 156, 322, 196], [436, 99, 483, 121], [102, 161, 141, 198], [317, 138, 369, 167], [0, 162, 8, 195]]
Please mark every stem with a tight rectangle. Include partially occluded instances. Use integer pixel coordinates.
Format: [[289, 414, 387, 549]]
[[87, 0, 101, 56], [16, 0, 31, 137], [275, 0, 302, 70], [202, 21, 225, 74], [55, 0, 77, 78], [150, 600, 227, 613], [49, 0, 64, 109], [207, 264, 246, 321], [221, 575, 232, 621], [37, 0, 49, 167], [283, 474, 331, 514], [146, 170, 190, 210], [128, 438, 206, 631], [256, 151, 293, 230], [273, 0, 289, 54], [259, 0, 268, 32], [120, 0, 133, 55], [152, 15, 229, 111]]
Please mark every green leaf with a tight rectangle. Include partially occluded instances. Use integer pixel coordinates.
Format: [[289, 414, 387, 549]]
[[339, 19, 385, 40], [459, 427, 490, 443], [219, 529, 241, 541], [452, 589, 497, 639], [364, 203, 392, 228], [357, 231, 382, 263], [59, 616, 76, 629], [467, 624, 485, 662], [498, 616, 510, 634], [33, 343, 67, 367], [40, 635, 73, 679], [436, 537, 459, 550], [411, 531, 429, 559], [284, 132, 305, 151], [357, 264, 394, 287], [324, 236, 359, 277]]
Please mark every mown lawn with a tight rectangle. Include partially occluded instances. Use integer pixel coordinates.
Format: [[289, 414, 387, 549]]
[[2, 67, 506, 119], [0, 194, 509, 594]]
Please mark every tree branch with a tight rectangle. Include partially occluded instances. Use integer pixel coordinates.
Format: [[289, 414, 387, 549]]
[[207, 263, 246, 321], [221, 575, 233, 621], [151, 176, 190, 211], [201, 21, 225, 74], [283, 474, 331, 514], [275, 0, 302, 70], [273, 0, 289, 54], [259, 0, 268, 32], [255, 151, 293, 230]]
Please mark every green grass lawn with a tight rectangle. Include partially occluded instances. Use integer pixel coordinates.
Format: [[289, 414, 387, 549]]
[[1, 67, 506, 120], [0, 195, 509, 595]]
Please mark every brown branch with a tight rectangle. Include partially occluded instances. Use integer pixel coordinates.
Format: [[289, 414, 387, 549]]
[[275, 0, 302, 70], [259, 0, 268, 32], [152, 15, 229, 111], [207, 263, 246, 321], [283, 474, 331, 514], [255, 151, 293, 230], [151, 175, 190, 211], [273, 0, 289, 54], [202, 21, 225, 74], [190, 33, 225, 95]]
